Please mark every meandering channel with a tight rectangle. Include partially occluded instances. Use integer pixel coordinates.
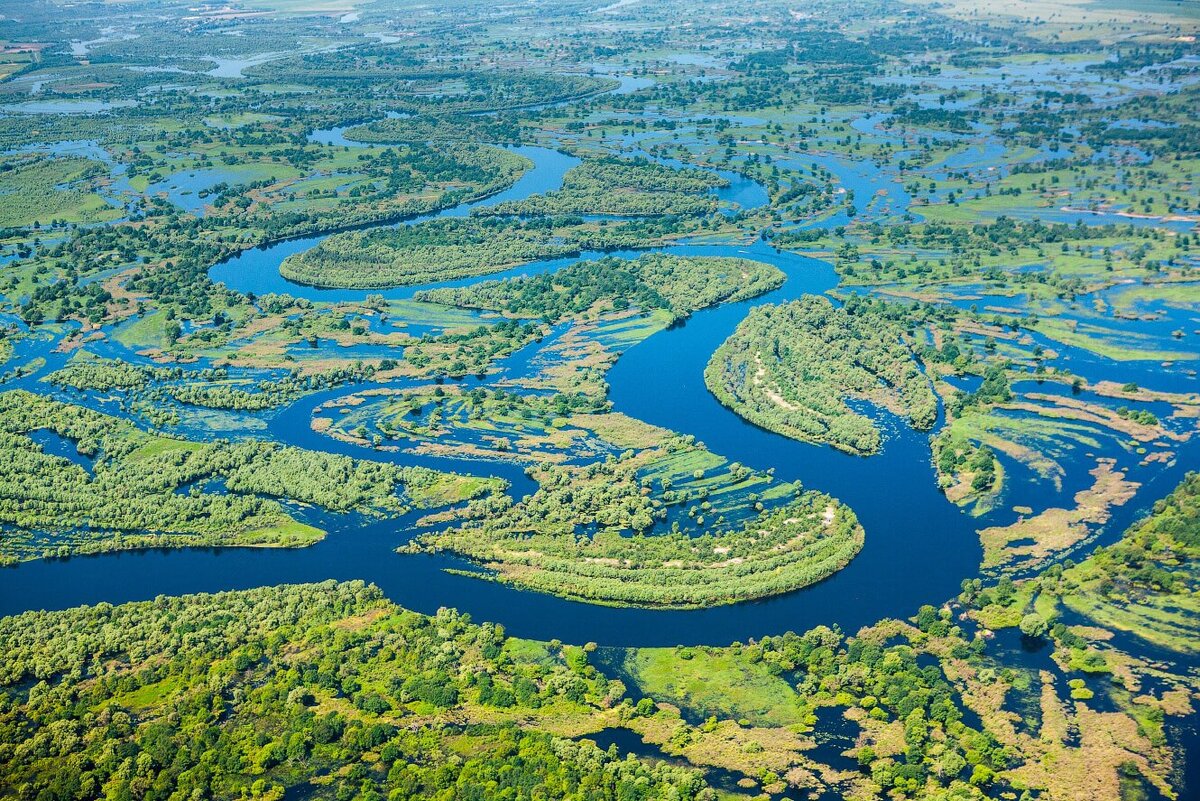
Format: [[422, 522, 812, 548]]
[[1, 138, 1194, 648]]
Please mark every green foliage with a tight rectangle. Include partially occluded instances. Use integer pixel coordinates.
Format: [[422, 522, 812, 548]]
[[477, 156, 725, 217], [418, 254, 784, 324], [411, 452, 864, 608], [49, 355, 386, 413], [280, 216, 578, 289], [1056, 472, 1200, 653], [706, 295, 937, 455], [0, 155, 120, 227], [0, 390, 498, 560], [346, 114, 523, 145], [1018, 613, 1048, 639], [0, 581, 711, 801]]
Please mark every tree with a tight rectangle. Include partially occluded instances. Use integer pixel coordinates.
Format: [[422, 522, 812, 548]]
[[1019, 614, 1048, 640]]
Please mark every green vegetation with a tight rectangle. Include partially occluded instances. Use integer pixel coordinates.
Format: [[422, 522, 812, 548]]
[[400, 318, 545, 379], [10, 456, 1199, 801], [47, 355, 386, 416], [706, 295, 937, 455], [9, 143, 532, 330], [0, 155, 121, 227], [318, 384, 611, 462], [1, 2, 1199, 799], [5, 469, 1198, 801], [931, 428, 1003, 514], [0, 390, 498, 561], [606, 645, 810, 727], [279, 211, 728, 290], [345, 114, 523, 145], [280, 217, 580, 289], [476, 157, 725, 217], [0, 581, 711, 801], [417, 254, 784, 324], [408, 432, 863, 608], [1056, 472, 1200, 653]]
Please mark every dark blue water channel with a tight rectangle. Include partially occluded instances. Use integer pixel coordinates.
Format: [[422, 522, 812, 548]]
[[1, 145, 1195, 649]]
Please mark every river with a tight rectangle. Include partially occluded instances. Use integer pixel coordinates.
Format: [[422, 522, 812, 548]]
[[2, 140, 1195, 648]]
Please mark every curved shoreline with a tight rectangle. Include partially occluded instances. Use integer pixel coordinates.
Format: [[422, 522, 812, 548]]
[[1, 138, 1197, 647]]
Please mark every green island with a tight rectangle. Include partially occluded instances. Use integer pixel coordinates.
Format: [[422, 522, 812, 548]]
[[415, 253, 785, 324], [705, 295, 939, 455], [279, 217, 581, 289], [475, 157, 727, 218], [0, 390, 498, 562], [406, 426, 864, 608]]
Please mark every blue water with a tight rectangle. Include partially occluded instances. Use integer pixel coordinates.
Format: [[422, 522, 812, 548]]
[[145, 167, 249, 217], [9, 228, 1187, 646], [1, 133, 1197, 653], [26, 429, 94, 474]]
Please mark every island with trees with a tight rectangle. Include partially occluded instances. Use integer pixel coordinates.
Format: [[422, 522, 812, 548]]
[[706, 295, 938, 455]]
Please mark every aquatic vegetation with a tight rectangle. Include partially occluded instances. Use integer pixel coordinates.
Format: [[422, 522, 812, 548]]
[[1054, 471, 1200, 654], [0, 390, 498, 561], [7, 144, 532, 329], [930, 426, 1004, 515], [5, 458, 1194, 801], [281, 218, 574, 289], [976, 458, 1140, 570], [345, 114, 524, 144], [278, 216, 684, 290], [48, 354, 385, 413], [317, 384, 614, 463]]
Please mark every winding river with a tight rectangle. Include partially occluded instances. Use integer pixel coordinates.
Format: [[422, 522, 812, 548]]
[[1, 135, 1196, 648]]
